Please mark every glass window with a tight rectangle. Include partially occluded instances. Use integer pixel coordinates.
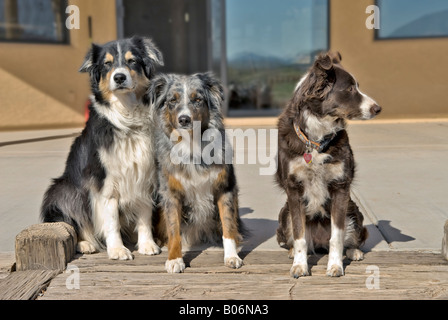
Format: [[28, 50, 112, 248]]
[[0, 0, 68, 43], [226, 0, 328, 113], [377, 0, 448, 39]]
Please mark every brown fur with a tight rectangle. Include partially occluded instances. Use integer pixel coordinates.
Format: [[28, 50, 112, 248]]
[[276, 52, 380, 276], [149, 73, 246, 272]]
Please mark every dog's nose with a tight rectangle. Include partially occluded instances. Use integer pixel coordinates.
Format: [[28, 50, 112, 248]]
[[370, 104, 382, 116], [178, 115, 192, 127], [113, 73, 127, 85]]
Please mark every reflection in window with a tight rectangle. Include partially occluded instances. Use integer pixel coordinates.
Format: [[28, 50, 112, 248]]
[[377, 0, 448, 39], [0, 0, 68, 43], [226, 0, 328, 112]]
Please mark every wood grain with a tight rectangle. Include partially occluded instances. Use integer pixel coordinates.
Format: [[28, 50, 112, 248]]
[[15, 222, 77, 271], [39, 250, 448, 300]]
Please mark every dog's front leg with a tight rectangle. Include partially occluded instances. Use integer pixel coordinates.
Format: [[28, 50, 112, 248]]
[[98, 197, 133, 260], [135, 201, 161, 256], [287, 187, 309, 278], [327, 189, 349, 277], [164, 197, 186, 273], [217, 191, 243, 269]]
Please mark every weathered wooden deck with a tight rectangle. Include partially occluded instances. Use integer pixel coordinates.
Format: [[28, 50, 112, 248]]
[[2, 249, 447, 300], [1, 221, 447, 300]]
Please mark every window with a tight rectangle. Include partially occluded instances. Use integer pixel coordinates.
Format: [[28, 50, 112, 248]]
[[376, 0, 448, 39], [225, 0, 328, 113], [0, 0, 68, 43]]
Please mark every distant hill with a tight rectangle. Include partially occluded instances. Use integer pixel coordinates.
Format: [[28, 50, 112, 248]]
[[228, 52, 289, 69], [228, 50, 327, 69], [388, 9, 448, 38]]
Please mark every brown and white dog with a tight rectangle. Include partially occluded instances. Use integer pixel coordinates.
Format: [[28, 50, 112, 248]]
[[148, 72, 245, 273], [276, 52, 381, 277]]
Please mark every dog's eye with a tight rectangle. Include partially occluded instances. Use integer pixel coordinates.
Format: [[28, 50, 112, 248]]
[[127, 59, 136, 65], [194, 97, 202, 103], [348, 85, 356, 92], [104, 61, 112, 67], [169, 97, 177, 103]]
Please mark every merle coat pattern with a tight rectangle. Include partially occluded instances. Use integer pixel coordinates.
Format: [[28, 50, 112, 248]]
[[148, 73, 245, 273]]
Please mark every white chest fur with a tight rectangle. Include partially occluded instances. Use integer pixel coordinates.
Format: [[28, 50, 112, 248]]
[[171, 166, 222, 244], [173, 166, 220, 219], [288, 150, 344, 217], [99, 129, 156, 205]]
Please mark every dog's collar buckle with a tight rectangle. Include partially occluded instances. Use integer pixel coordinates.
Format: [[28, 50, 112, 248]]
[[293, 122, 334, 154]]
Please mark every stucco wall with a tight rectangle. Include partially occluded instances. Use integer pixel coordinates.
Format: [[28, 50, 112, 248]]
[[330, 0, 448, 119], [0, 0, 118, 130], [1, 0, 446, 130]]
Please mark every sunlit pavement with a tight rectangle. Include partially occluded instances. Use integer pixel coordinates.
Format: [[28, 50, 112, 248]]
[[1, 119, 447, 254]]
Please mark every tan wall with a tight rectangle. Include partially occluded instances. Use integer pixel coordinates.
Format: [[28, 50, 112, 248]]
[[2, 0, 447, 130], [0, 0, 117, 130], [330, 0, 448, 119]]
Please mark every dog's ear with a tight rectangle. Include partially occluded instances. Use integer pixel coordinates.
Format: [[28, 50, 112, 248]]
[[196, 72, 224, 109], [79, 43, 102, 85], [145, 73, 169, 107], [79, 43, 101, 73], [314, 53, 333, 72], [131, 36, 164, 78], [314, 53, 337, 83], [299, 53, 336, 100], [329, 51, 342, 64]]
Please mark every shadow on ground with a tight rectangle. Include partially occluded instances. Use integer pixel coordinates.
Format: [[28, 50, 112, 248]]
[[183, 207, 279, 265], [364, 219, 415, 251]]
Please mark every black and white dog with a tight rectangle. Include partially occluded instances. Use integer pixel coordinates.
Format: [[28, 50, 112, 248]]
[[276, 52, 381, 277], [41, 36, 164, 260], [148, 73, 245, 273]]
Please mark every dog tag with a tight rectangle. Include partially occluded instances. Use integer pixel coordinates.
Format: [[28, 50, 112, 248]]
[[303, 153, 312, 164]]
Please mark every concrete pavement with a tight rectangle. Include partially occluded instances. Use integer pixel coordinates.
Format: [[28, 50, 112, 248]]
[[0, 120, 447, 254]]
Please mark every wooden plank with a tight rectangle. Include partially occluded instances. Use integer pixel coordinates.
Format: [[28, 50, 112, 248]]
[[38, 250, 448, 300], [40, 272, 293, 300], [0, 270, 60, 300], [65, 250, 448, 273], [291, 264, 448, 300], [443, 220, 448, 261], [0, 252, 15, 280], [15, 222, 77, 271]]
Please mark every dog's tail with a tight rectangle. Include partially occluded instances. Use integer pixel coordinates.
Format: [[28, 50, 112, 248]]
[[41, 179, 78, 225], [41, 178, 103, 251]]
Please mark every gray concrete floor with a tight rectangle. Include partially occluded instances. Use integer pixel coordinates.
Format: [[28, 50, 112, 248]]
[[1, 120, 447, 254]]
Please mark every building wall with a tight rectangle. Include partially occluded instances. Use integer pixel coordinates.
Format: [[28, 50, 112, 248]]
[[1, 0, 447, 130], [330, 0, 448, 119], [0, 0, 117, 130]]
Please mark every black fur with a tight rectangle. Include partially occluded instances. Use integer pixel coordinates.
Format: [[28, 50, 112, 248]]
[[41, 37, 164, 258]]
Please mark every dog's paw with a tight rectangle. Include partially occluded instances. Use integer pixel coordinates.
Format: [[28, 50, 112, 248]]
[[165, 258, 186, 273], [290, 264, 310, 278], [326, 264, 344, 277], [107, 246, 133, 260], [225, 256, 243, 269], [77, 241, 97, 254], [137, 241, 161, 256], [288, 248, 294, 259], [346, 248, 364, 261]]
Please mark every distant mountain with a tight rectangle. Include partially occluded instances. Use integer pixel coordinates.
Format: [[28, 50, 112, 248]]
[[388, 9, 448, 38], [228, 52, 289, 69]]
